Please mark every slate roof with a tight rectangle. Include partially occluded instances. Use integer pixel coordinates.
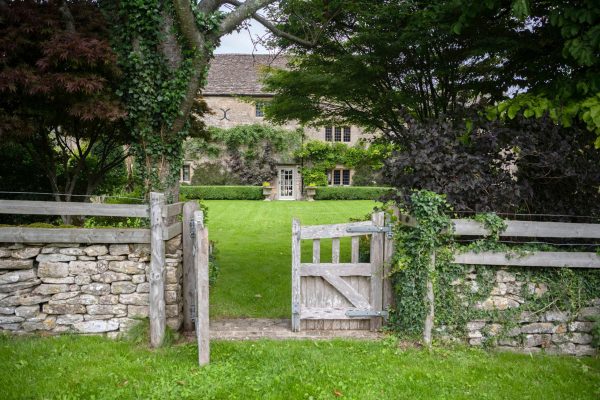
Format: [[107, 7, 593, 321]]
[[202, 54, 289, 96]]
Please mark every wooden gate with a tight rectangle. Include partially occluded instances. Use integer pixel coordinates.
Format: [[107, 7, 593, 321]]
[[291, 212, 393, 331]]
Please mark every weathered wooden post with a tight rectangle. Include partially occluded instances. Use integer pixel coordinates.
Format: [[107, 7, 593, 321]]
[[291, 218, 301, 332], [149, 192, 166, 348], [194, 210, 210, 366], [182, 201, 199, 332], [370, 212, 385, 331], [423, 251, 435, 345], [382, 209, 397, 310]]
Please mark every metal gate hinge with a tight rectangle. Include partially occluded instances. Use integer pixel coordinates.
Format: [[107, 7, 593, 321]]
[[345, 310, 389, 319], [292, 303, 300, 315], [346, 225, 393, 238], [189, 220, 196, 239]]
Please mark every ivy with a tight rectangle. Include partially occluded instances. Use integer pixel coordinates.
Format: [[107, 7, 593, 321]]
[[390, 190, 600, 345]]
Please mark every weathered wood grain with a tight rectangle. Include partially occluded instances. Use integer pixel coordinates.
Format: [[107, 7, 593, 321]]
[[321, 272, 370, 309], [423, 252, 435, 346], [300, 221, 373, 239], [0, 199, 148, 217], [164, 202, 184, 219], [312, 239, 320, 263], [300, 263, 371, 276], [331, 237, 340, 263], [369, 212, 384, 331], [162, 221, 182, 240], [149, 192, 166, 348], [182, 201, 199, 332], [0, 227, 150, 243], [453, 251, 600, 268], [351, 236, 360, 264], [453, 219, 600, 238], [291, 218, 301, 332], [195, 210, 210, 366]]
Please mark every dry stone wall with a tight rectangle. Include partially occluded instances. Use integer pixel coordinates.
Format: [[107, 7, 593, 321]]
[[453, 268, 599, 356], [0, 236, 183, 337]]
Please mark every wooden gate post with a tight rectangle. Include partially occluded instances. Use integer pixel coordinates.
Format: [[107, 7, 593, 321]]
[[194, 210, 210, 366], [291, 218, 301, 332], [382, 208, 398, 310], [182, 201, 199, 332], [423, 251, 435, 345], [149, 192, 166, 348], [370, 212, 385, 331]]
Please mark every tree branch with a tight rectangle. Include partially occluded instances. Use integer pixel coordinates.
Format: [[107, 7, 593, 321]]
[[218, 0, 275, 36], [222, 0, 316, 47]]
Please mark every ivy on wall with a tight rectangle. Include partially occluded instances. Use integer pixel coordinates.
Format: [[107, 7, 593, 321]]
[[390, 190, 600, 345]]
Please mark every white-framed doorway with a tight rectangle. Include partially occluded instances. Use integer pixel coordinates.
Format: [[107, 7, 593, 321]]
[[278, 168, 295, 200]]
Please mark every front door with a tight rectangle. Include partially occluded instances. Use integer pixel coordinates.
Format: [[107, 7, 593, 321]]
[[279, 168, 294, 200]]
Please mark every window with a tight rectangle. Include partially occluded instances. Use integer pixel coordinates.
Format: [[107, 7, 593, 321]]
[[325, 126, 332, 141], [342, 169, 350, 185], [325, 126, 351, 142], [255, 102, 265, 117], [343, 126, 351, 142], [331, 169, 351, 186], [181, 164, 191, 183], [334, 127, 342, 142]]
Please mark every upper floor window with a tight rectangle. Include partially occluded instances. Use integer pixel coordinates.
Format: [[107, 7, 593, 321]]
[[255, 102, 266, 117], [324, 126, 351, 142]]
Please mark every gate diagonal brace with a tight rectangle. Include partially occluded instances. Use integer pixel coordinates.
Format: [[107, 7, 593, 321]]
[[345, 310, 389, 319]]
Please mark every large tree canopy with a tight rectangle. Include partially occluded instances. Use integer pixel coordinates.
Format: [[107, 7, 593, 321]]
[[264, 0, 600, 143]]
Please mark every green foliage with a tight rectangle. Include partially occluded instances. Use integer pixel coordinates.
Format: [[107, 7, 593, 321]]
[[473, 213, 507, 242], [314, 186, 392, 201], [391, 190, 453, 336], [124, 317, 180, 348], [180, 186, 263, 200], [190, 162, 241, 186], [296, 140, 392, 186]]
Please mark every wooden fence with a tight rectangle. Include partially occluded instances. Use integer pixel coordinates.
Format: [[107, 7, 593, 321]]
[[396, 212, 600, 343], [0, 193, 200, 350]]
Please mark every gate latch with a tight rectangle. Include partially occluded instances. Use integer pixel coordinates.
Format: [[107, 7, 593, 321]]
[[346, 225, 393, 238]]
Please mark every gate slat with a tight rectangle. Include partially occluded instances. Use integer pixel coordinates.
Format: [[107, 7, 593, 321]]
[[351, 236, 360, 263], [300, 263, 371, 276], [332, 238, 340, 263], [312, 239, 320, 263], [369, 212, 385, 331]]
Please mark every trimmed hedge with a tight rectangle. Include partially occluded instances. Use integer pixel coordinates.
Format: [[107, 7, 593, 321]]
[[314, 186, 392, 200], [180, 185, 263, 200]]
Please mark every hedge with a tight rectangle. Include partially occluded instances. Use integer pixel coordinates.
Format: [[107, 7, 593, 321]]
[[313, 186, 392, 200], [180, 185, 263, 200]]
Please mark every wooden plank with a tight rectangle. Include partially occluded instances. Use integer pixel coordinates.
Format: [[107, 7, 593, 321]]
[[300, 221, 373, 239], [331, 237, 340, 263], [291, 218, 301, 332], [300, 263, 371, 277], [452, 219, 600, 239], [0, 199, 148, 217], [182, 201, 199, 332], [369, 212, 384, 330], [149, 192, 166, 348], [0, 227, 150, 243], [351, 236, 360, 264], [301, 307, 363, 320], [383, 209, 397, 310], [195, 211, 210, 366], [162, 221, 182, 241], [312, 239, 320, 263], [164, 202, 184, 219], [321, 271, 370, 309], [423, 252, 435, 346], [453, 251, 600, 268]]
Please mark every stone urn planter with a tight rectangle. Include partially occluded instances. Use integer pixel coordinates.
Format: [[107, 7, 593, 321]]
[[262, 185, 273, 201], [305, 186, 316, 202]]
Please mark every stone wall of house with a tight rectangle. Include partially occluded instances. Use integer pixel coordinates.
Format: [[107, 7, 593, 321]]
[[455, 268, 599, 356], [0, 236, 183, 337]]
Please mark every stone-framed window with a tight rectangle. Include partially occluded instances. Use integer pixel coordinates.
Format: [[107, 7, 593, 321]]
[[343, 126, 351, 142], [255, 102, 265, 117], [180, 163, 191, 183], [325, 126, 332, 141], [325, 126, 351, 142], [331, 168, 351, 186]]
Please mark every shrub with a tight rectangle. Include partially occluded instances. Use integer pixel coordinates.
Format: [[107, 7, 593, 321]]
[[180, 186, 263, 200], [314, 186, 392, 200]]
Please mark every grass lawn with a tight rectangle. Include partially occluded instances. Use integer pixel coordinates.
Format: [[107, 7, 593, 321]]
[[204, 200, 379, 319], [1, 335, 598, 399]]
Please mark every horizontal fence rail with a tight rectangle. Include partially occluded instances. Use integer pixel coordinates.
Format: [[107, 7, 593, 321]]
[[0, 227, 151, 243], [453, 251, 600, 269], [0, 199, 149, 217]]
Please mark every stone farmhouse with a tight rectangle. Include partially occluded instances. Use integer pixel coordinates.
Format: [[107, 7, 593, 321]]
[[181, 54, 373, 200]]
